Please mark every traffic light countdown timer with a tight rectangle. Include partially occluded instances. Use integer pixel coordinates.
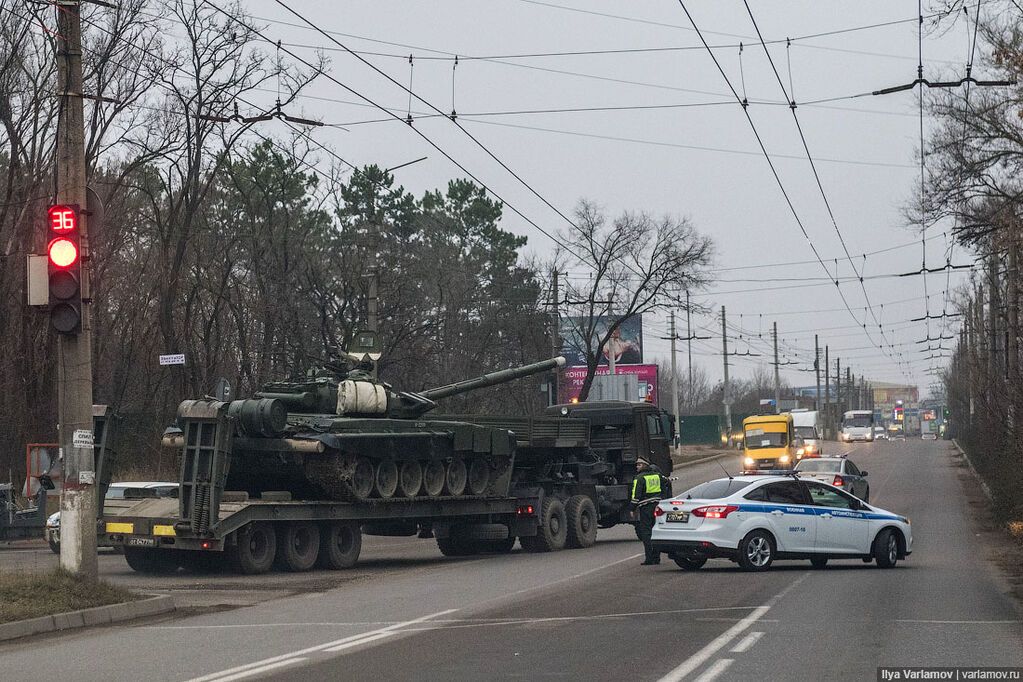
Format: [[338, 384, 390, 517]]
[[46, 204, 83, 334]]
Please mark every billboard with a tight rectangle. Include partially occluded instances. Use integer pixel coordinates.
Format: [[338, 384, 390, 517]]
[[560, 315, 643, 367], [562, 364, 659, 404]]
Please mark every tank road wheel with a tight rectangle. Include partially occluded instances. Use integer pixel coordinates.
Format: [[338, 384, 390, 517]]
[[318, 521, 362, 570], [228, 522, 277, 575], [375, 459, 399, 499], [444, 458, 467, 496], [520, 497, 567, 553], [398, 460, 423, 497], [466, 458, 490, 496], [423, 460, 446, 497], [351, 457, 375, 500], [275, 522, 321, 572], [565, 495, 598, 549]]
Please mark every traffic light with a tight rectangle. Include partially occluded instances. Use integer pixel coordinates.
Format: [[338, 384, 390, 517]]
[[47, 204, 82, 334]]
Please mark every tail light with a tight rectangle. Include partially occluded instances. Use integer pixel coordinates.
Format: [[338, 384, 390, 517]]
[[832, 475, 845, 487], [653, 506, 665, 518], [692, 505, 739, 519], [516, 505, 535, 516]]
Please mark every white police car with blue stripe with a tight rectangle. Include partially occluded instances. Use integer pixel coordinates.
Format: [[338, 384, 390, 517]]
[[650, 474, 911, 572]]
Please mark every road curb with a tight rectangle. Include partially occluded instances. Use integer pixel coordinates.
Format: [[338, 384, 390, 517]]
[[0, 594, 175, 643], [675, 451, 736, 469], [952, 438, 994, 501]]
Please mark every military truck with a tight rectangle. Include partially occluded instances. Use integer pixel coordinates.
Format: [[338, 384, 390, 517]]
[[101, 359, 674, 574]]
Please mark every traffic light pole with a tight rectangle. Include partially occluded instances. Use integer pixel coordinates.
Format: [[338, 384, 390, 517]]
[[55, 1, 97, 578]]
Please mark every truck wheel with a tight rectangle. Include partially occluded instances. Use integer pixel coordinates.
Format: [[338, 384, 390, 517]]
[[398, 460, 423, 497], [123, 547, 180, 574], [228, 522, 277, 575], [444, 458, 467, 496], [521, 498, 567, 552], [275, 522, 321, 572], [565, 495, 598, 549], [671, 554, 707, 571], [436, 535, 472, 557], [375, 459, 399, 499], [351, 457, 375, 499], [318, 521, 362, 569], [423, 460, 445, 497], [466, 458, 490, 496]]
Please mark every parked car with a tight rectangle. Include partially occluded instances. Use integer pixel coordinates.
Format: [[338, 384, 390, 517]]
[[651, 474, 911, 571], [794, 457, 870, 501], [46, 482, 178, 553]]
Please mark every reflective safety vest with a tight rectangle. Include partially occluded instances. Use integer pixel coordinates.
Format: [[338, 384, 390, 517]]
[[631, 472, 662, 504]]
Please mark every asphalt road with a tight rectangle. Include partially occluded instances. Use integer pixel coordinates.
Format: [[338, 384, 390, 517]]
[[1, 438, 1021, 681]]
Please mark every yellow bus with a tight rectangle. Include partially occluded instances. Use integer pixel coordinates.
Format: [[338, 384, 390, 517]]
[[742, 413, 799, 471]]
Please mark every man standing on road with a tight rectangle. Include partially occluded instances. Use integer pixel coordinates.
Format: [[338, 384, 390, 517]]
[[631, 457, 669, 565]]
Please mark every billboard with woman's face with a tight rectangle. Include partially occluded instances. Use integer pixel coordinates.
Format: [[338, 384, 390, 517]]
[[559, 315, 643, 367]]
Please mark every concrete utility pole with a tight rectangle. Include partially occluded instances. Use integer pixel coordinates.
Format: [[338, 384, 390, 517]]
[[607, 292, 616, 376], [686, 291, 693, 410], [772, 321, 780, 412], [814, 335, 821, 412], [836, 358, 842, 412], [548, 269, 560, 406], [847, 368, 853, 409], [669, 310, 681, 448], [721, 306, 731, 433], [824, 345, 831, 438], [55, 1, 97, 578]]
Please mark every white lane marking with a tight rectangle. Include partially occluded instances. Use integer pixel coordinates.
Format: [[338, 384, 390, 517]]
[[323, 631, 394, 652], [185, 608, 457, 682], [153, 606, 760, 630], [729, 631, 764, 653], [206, 658, 306, 682], [895, 619, 1023, 624], [657, 573, 809, 682], [692, 658, 733, 682]]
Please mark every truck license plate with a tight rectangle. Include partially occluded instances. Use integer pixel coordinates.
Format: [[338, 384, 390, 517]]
[[126, 537, 156, 547], [666, 511, 689, 523]]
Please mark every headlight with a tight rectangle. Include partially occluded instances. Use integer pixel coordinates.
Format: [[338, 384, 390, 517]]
[[779, 455, 790, 464], [796, 448, 805, 457], [744, 457, 754, 466]]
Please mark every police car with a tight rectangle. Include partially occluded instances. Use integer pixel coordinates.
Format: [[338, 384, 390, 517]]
[[650, 473, 911, 572]]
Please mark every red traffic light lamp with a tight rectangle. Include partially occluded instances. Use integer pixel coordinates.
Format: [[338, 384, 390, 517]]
[[46, 204, 82, 334]]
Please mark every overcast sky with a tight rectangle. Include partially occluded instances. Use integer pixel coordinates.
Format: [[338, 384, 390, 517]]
[[237, 0, 986, 395]]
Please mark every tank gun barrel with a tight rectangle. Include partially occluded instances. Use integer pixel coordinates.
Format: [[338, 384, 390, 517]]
[[421, 356, 566, 401]]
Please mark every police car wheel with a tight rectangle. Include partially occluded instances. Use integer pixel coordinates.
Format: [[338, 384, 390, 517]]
[[737, 530, 775, 571], [874, 529, 899, 568], [671, 554, 707, 571], [810, 556, 828, 569]]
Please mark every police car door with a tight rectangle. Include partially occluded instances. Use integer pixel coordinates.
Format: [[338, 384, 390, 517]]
[[757, 481, 817, 553], [804, 482, 870, 553]]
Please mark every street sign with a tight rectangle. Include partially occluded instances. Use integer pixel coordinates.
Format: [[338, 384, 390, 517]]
[[159, 353, 186, 366], [72, 429, 94, 449]]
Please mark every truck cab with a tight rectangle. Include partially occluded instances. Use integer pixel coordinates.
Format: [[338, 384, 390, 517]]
[[742, 413, 798, 471]]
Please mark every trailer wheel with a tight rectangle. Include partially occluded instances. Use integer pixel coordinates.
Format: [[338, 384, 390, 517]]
[[228, 522, 277, 575], [318, 521, 362, 569], [520, 497, 567, 552], [123, 547, 180, 574], [398, 460, 423, 497], [374, 459, 399, 499], [565, 495, 598, 549], [444, 458, 467, 496], [423, 460, 445, 497], [466, 458, 490, 496], [275, 522, 321, 572]]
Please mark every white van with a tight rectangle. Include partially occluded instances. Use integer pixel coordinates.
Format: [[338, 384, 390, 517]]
[[790, 409, 822, 458]]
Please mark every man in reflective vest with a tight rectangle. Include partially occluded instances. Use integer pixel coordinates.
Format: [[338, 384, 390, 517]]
[[631, 457, 669, 565]]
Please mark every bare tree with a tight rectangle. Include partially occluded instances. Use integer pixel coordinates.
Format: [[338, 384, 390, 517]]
[[557, 200, 712, 401]]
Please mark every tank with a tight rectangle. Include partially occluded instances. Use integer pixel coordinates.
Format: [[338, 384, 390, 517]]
[[180, 357, 566, 503]]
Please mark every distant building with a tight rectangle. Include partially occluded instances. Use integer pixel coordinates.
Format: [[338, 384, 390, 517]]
[[870, 382, 919, 412]]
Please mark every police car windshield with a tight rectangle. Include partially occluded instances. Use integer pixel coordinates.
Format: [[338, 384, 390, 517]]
[[795, 460, 842, 473], [682, 479, 757, 500]]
